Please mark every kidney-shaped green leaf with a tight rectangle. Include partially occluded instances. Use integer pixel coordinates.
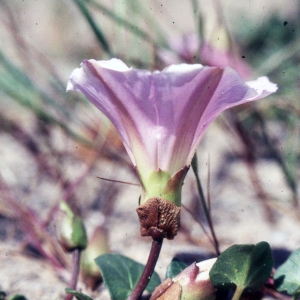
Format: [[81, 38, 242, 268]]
[[209, 242, 273, 293], [274, 248, 300, 295], [95, 253, 161, 300]]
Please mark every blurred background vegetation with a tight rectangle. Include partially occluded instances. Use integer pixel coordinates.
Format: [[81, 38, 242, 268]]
[[0, 0, 299, 297]]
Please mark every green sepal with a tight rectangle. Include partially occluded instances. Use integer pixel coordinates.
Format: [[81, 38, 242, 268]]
[[71, 216, 88, 250], [141, 167, 188, 206], [141, 169, 171, 203], [58, 201, 88, 251], [162, 167, 189, 206]]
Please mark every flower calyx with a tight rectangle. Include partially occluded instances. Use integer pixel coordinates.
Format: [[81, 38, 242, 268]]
[[140, 166, 189, 207]]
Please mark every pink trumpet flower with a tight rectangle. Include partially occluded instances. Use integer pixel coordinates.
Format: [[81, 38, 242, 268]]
[[67, 58, 277, 206]]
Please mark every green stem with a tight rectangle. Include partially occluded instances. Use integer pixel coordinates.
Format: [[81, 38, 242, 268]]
[[191, 154, 220, 255], [232, 286, 244, 300]]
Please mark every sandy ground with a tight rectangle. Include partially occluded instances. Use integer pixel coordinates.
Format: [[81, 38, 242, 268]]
[[0, 123, 298, 299]]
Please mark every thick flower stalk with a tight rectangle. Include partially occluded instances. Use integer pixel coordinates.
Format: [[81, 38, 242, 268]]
[[67, 58, 277, 239]]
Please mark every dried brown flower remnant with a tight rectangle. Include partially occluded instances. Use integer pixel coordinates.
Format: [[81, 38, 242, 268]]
[[136, 197, 180, 240]]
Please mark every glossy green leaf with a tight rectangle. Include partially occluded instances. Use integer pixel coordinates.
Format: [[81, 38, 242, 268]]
[[65, 288, 93, 300], [95, 253, 161, 300], [166, 257, 189, 278], [274, 248, 300, 295], [209, 242, 273, 293]]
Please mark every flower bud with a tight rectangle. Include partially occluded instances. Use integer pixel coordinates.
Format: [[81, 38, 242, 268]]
[[57, 201, 88, 252], [151, 258, 217, 300], [80, 226, 109, 290]]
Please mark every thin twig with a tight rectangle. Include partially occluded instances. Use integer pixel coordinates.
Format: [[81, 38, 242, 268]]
[[0, 176, 67, 269], [97, 176, 140, 186], [127, 237, 163, 300]]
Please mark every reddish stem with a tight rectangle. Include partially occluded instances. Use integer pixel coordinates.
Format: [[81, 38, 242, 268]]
[[127, 236, 163, 300]]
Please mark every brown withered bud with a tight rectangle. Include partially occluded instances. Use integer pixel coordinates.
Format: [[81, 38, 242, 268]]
[[136, 197, 180, 240]]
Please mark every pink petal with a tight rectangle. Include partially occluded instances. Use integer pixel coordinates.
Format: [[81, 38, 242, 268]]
[[67, 59, 277, 180]]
